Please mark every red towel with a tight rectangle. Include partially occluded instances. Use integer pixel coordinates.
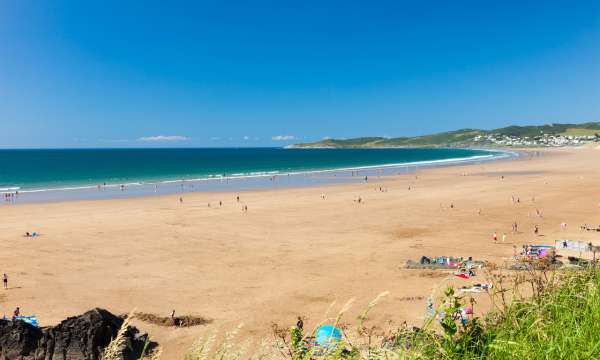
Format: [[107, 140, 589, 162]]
[[455, 273, 470, 279]]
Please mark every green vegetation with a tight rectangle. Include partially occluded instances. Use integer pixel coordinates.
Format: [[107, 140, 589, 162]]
[[176, 266, 600, 359], [292, 122, 600, 148], [560, 128, 600, 137]]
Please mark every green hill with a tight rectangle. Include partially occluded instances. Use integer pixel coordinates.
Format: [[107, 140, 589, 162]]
[[292, 122, 600, 148]]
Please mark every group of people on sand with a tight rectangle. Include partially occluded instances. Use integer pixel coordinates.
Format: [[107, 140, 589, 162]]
[[3, 192, 18, 203], [179, 195, 244, 211], [493, 217, 546, 244], [581, 224, 600, 232], [492, 232, 507, 244]]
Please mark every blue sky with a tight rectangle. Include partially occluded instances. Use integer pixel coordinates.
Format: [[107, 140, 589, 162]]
[[1, 1, 599, 148]]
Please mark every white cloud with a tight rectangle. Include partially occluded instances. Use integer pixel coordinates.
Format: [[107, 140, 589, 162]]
[[272, 135, 296, 141], [138, 135, 189, 142]]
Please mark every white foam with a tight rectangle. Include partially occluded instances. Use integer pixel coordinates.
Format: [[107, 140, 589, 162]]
[[11, 149, 514, 195], [0, 187, 20, 192]]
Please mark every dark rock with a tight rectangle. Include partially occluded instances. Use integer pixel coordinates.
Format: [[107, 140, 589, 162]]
[[0, 308, 155, 360], [0, 319, 43, 359]]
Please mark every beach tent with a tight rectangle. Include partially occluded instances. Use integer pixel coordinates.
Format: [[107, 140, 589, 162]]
[[315, 325, 342, 347]]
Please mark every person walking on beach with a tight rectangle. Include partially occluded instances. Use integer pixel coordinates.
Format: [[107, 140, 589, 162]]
[[534, 225, 539, 236], [179, 197, 183, 204], [502, 233, 507, 243], [3, 274, 7, 290], [492, 232, 498, 243]]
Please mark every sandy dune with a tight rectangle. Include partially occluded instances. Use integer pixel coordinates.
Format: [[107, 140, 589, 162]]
[[1, 147, 600, 358]]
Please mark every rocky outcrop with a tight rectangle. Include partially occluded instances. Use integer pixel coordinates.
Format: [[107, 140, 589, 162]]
[[0, 319, 43, 360], [0, 308, 153, 360]]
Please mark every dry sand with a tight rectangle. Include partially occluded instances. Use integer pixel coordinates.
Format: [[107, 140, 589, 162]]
[[1, 147, 600, 358]]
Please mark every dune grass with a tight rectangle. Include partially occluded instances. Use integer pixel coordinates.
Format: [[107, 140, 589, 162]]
[[389, 266, 600, 359], [260, 267, 600, 359], [110, 266, 600, 359], [482, 268, 600, 359]]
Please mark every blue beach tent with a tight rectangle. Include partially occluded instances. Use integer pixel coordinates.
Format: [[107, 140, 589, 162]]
[[315, 325, 342, 347]]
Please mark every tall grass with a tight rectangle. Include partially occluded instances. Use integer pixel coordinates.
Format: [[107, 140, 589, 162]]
[[114, 267, 600, 359], [485, 268, 600, 359], [394, 267, 600, 359]]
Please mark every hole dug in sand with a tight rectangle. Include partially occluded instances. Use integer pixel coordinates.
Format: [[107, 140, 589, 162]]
[[134, 312, 212, 327]]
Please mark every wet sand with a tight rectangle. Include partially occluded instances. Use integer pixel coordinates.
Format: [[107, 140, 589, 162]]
[[1, 147, 599, 358]]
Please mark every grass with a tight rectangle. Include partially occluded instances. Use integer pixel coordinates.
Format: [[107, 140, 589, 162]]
[[101, 311, 134, 360], [179, 266, 600, 359], [559, 128, 600, 137], [387, 266, 600, 359], [108, 266, 600, 359], [482, 268, 600, 359]]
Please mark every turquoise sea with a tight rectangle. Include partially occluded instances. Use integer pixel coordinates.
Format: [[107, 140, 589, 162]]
[[0, 148, 508, 202]]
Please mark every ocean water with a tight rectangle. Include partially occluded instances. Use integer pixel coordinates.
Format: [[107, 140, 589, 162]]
[[0, 148, 508, 202]]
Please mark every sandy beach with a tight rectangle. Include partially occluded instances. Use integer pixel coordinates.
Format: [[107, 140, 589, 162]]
[[1, 147, 600, 358]]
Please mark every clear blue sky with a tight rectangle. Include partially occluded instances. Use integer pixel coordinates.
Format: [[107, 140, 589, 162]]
[[1, 1, 599, 148]]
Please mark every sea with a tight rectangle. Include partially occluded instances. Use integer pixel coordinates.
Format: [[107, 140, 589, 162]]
[[0, 147, 512, 203]]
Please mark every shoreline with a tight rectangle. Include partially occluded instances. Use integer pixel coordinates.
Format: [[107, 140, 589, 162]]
[[1, 149, 515, 204], [4, 147, 594, 359]]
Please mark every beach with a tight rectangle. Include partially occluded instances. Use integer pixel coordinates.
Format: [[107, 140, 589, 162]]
[[1, 147, 599, 358]]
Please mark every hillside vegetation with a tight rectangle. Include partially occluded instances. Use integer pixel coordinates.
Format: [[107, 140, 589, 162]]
[[292, 122, 600, 148]]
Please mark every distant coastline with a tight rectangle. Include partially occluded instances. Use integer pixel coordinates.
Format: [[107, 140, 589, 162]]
[[291, 122, 600, 148]]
